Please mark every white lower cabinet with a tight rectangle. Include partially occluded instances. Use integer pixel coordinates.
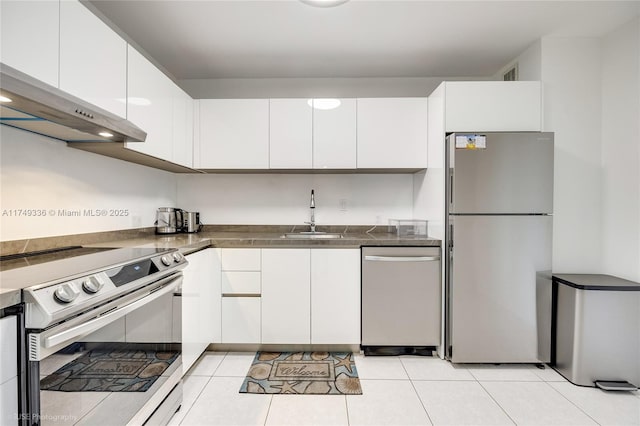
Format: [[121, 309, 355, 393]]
[[221, 297, 261, 343], [311, 249, 361, 344], [182, 248, 221, 373], [261, 249, 311, 344], [220, 248, 261, 344], [219, 248, 361, 345], [0, 315, 17, 426]]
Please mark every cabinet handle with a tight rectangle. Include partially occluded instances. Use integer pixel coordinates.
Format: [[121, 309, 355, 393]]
[[364, 255, 440, 262], [222, 293, 261, 297]]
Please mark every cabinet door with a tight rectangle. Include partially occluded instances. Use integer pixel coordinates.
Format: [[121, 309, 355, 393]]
[[261, 249, 310, 344], [197, 99, 269, 169], [60, 0, 127, 118], [125, 46, 174, 160], [444, 82, 542, 132], [200, 248, 221, 342], [221, 297, 261, 343], [172, 85, 194, 168], [0, 0, 59, 87], [311, 249, 361, 344], [313, 99, 357, 169], [357, 98, 428, 169], [269, 99, 312, 169], [182, 248, 220, 373]]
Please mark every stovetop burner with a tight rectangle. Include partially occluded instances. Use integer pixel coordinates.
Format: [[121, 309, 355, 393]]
[[0, 246, 117, 272]]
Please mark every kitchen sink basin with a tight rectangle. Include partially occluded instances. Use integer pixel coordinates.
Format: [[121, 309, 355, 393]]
[[282, 232, 343, 239]]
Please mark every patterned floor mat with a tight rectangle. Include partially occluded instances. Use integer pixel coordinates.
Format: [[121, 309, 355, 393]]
[[240, 352, 362, 395], [40, 348, 179, 392]]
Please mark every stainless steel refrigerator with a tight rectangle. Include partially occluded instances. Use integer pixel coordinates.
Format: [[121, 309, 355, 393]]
[[445, 132, 554, 363]]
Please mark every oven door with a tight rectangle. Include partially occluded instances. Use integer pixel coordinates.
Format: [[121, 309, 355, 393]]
[[26, 273, 183, 426]]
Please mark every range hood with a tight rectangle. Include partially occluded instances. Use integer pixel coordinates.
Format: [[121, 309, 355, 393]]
[[0, 62, 146, 143]]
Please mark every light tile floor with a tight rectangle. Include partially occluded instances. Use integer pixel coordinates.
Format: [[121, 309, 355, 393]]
[[170, 351, 640, 426]]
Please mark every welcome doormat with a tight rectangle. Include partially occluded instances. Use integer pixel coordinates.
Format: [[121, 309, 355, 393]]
[[240, 352, 362, 395], [40, 348, 179, 392]]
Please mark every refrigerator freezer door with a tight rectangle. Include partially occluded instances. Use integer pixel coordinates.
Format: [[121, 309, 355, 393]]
[[449, 132, 553, 214], [448, 215, 552, 363]]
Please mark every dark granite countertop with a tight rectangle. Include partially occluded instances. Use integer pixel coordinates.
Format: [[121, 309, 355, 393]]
[[0, 225, 440, 309], [84, 225, 441, 253]]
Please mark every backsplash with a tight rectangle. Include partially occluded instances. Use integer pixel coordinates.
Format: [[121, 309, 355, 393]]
[[0, 126, 177, 242], [176, 173, 414, 226]]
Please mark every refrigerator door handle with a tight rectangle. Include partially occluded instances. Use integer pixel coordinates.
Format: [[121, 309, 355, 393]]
[[449, 173, 454, 209]]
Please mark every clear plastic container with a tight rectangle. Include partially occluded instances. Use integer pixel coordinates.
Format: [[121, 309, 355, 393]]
[[388, 219, 428, 237]]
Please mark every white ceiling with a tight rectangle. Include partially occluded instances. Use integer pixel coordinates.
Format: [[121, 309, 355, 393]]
[[87, 0, 640, 80]]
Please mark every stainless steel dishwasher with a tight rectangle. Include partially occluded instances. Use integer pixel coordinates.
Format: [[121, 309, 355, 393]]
[[361, 246, 441, 355]]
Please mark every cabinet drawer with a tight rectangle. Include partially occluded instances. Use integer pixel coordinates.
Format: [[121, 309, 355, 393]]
[[222, 271, 261, 295], [221, 249, 261, 271]]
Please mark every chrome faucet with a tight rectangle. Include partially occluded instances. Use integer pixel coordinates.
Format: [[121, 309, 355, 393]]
[[305, 189, 316, 232]]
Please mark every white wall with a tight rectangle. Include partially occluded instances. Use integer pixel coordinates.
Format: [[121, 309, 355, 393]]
[[540, 37, 604, 274], [178, 76, 493, 99], [0, 126, 177, 241], [499, 23, 640, 280], [600, 18, 640, 282], [176, 173, 414, 226], [495, 40, 542, 82]]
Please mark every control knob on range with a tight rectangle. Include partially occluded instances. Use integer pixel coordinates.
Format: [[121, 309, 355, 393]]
[[82, 276, 104, 294], [54, 283, 80, 303], [160, 255, 172, 266], [172, 252, 183, 262]]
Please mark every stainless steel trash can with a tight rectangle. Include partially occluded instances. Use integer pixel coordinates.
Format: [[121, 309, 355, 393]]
[[552, 274, 640, 390]]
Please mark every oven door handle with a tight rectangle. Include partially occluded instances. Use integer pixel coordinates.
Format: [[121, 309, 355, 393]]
[[44, 278, 180, 349]]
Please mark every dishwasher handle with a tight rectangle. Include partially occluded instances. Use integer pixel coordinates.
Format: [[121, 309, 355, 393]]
[[364, 255, 440, 262]]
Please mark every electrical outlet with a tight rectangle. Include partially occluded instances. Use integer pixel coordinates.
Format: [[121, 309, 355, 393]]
[[339, 199, 348, 211]]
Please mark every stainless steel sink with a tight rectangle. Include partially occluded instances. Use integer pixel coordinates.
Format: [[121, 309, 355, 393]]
[[282, 232, 343, 239]]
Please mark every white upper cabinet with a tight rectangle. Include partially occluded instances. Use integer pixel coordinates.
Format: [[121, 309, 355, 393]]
[[197, 99, 269, 169], [444, 81, 542, 132], [172, 85, 194, 168], [313, 98, 357, 169], [59, 0, 127, 118], [269, 99, 313, 169], [125, 46, 174, 160], [0, 0, 59, 87], [269, 98, 356, 170], [357, 98, 428, 169]]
